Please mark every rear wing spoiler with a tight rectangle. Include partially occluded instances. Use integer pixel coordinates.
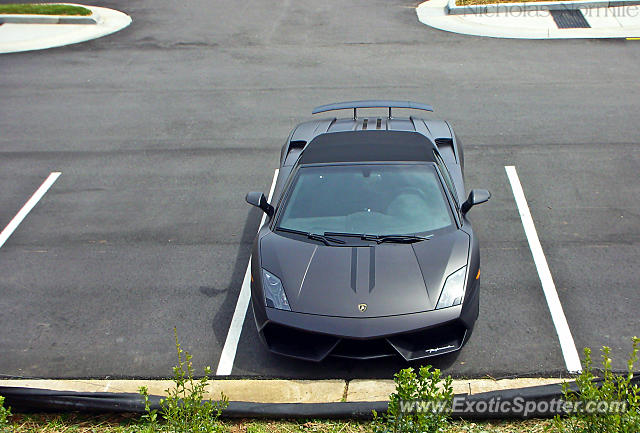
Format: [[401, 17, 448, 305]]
[[312, 100, 433, 119]]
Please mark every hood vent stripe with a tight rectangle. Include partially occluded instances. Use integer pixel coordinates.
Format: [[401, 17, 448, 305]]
[[369, 246, 376, 292], [350, 247, 357, 293]]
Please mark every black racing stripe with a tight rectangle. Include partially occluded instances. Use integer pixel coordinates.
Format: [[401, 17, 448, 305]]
[[351, 247, 357, 293], [369, 246, 375, 292]]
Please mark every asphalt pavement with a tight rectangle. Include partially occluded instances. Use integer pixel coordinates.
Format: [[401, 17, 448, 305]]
[[0, 0, 638, 379]]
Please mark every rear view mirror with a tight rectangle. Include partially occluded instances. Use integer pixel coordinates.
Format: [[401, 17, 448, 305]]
[[246, 191, 274, 217], [461, 189, 491, 214]]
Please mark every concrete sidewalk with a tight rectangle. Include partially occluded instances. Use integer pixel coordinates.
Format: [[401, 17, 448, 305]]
[[0, 4, 131, 53], [417, 0, 640, 38]]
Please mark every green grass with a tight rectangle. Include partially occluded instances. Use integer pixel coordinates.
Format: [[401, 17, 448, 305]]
[[5, 413, 555, 433], [0, 3, 92, 16]]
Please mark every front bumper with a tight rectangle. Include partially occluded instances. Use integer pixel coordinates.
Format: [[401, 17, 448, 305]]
[[254, 283, 479, 362]]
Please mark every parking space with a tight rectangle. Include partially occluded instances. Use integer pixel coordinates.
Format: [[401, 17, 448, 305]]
[[223, 143, 639, 378], [509, 144, 640, 370], [1, 0, 639, 381], [226, 147, 571, 378], [0, 150, 273, 377]]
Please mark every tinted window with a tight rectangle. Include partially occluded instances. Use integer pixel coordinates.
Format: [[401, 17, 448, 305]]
[[277, 164, 454, 236]]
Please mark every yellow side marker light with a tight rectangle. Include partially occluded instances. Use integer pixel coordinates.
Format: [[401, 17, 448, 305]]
[[476, 269, 480, 280]]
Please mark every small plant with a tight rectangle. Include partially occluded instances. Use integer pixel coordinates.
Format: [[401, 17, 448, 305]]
[[0, 395, 11, 429], [140, 328, 228, 433], [372, 365, 453, 433], [138, 385, 159, 428], [553, 336, 640, 433]]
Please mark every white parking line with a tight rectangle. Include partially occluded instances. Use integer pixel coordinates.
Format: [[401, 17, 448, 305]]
[[216, 169, 279, 376], [0, 172, 61, 250], [505, 166, 582, 373]]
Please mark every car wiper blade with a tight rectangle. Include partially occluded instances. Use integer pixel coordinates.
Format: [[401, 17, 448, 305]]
[[277, 227, 345, 245], [360, 234, 432, 244], [324, 231, 432, 244], [323, 231, 363, 238], [307, 233, 345, 245]]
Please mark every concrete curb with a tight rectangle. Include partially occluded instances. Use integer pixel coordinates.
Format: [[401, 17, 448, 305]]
[[447, 0, 640, 15], [0, 378, 566, 404], [0, 14, 97, 24], [0, 4, 131, 54], [417, 0, 640, 38]]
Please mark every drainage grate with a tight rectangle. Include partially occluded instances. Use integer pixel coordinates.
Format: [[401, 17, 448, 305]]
[[550, 9, 590, 29]]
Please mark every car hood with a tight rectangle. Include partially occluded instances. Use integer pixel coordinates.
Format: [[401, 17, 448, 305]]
[[259, 230, 470, 318]]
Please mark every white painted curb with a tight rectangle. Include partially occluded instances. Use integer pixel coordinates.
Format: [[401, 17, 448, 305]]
[[447, 0, 640, 15], [416, 0, 640, 38], [0, 4, 132, 54]]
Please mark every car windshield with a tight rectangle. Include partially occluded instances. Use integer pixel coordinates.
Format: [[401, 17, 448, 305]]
[[276, 164, 454, 236]]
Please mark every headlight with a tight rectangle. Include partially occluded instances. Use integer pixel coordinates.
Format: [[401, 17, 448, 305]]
[[436, 266, 467, 309], [262, 269, 291, 311]]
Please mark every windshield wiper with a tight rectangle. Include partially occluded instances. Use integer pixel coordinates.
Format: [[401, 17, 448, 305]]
[[277, 227, 345, 245], [323, 231, 362, 238], [308, 233, 346, 245], [324, 231, 432, 244], [360, 234, 432, 244]]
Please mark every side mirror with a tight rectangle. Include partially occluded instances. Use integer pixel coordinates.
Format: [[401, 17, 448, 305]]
[[245, 191, 274, 217], [461, 189, 491, 214]]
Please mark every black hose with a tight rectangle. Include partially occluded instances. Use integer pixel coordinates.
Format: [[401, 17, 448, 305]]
[[1, 377, 637, 420]]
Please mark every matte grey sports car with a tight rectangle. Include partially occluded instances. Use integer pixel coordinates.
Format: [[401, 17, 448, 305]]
[[245, 101, 490, 362]]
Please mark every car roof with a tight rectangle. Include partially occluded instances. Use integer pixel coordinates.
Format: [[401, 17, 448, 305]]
[[298, 130, 437, 165]]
